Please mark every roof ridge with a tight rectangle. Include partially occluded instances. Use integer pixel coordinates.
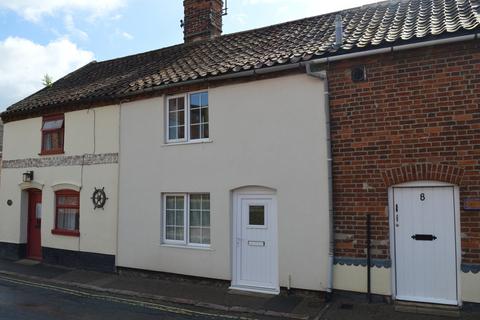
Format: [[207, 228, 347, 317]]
[[3, 0, 479, 119], [93, 0, 407, 65]]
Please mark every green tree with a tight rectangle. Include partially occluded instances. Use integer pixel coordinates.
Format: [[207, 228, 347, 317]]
[[42, 74, 53, 87]]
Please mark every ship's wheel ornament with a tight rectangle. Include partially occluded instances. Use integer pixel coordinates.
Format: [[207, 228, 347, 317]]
[[91, 187, 108, 210]]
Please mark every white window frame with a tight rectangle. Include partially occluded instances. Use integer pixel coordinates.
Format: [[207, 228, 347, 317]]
[[162, 194, 187, 245], [162, 193, 211, 248], [165, 91, 210, 144], [166, 95, 187, 144]]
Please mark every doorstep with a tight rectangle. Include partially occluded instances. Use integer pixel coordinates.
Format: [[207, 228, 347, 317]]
[[0, 259, 325, 319], [394, 301, 461, 318]]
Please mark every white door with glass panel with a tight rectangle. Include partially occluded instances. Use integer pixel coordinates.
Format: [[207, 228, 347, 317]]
[[394, 186, 458, 305], [232, 193, 278, 294]]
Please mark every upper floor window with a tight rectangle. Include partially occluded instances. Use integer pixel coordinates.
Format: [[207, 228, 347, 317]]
[[41, 115, 64, 154], [52, 190, 80, 237], [167, 92, 209, 143]]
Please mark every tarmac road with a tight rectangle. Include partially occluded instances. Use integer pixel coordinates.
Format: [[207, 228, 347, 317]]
[[0, 275, 262, 320]]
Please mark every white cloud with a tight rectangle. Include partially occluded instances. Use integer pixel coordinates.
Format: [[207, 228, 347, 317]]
[[242, 0, 380, 16], [121, 31, 133, 40], [0, 37, 94, 110], [64, 14, 89, 41], [0, 0, 125, 22]]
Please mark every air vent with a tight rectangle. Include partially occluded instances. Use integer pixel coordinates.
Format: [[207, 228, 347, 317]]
[[351, 65, 366, 82]]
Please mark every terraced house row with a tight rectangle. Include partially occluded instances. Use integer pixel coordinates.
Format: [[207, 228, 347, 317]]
[[0, 0, 479, 305]]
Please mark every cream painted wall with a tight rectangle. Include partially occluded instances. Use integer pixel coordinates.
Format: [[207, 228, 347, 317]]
[[333, 265, 480, 303], [461, 272, 480, 303], [333, 264, 391, 295], [2, 105, 119, 160], [118, 74, 330, 291], [0, 165, 118, 255]]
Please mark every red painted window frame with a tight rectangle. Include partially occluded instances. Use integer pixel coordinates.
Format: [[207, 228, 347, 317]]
[[40, 114, 65, 155], [52, 189, 80, 237]]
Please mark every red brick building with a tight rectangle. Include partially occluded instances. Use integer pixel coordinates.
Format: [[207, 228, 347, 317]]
[[328, 38, 480, 303]]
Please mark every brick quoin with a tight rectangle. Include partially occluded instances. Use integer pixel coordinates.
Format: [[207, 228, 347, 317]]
[[328, 40, 480, 265]]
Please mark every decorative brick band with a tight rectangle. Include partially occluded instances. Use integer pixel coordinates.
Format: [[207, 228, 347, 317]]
[[2, 153, 118, 169], [461, 264, 480, 274], [381, 163, 464, 187], [334, 257, 391, 268]]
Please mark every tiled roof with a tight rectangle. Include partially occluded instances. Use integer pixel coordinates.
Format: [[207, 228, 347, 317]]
[[3, 0, 480, 119]]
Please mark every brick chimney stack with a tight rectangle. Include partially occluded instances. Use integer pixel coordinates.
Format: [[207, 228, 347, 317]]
[[183, 0, 223, 43]]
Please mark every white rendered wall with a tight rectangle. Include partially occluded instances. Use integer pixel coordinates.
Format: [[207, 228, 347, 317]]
[[0, 105, 119, 255], [118, 74, 330, 291]]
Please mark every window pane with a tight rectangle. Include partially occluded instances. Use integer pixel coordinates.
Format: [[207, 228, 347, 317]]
[[190, 194, 201, 209], [249, 206, 265, 225], [166, 227, 175, 240], [58, 195, 79, 206], [201, 108, 208, 123], [190, 210, 201, 226], [190, 124, 200, 140], [169, 112, 178, 126], [166, 196, 175, 210], [178, 125, 185, 139], [43, 133, 52, 150], [43, 119, 63, 130], [200, 92, 208, 107], [189, 194, 210, 245], [56, 208, 78, 231], [190, 109, 200, 124], [189, 227, 201, 243], [177, 97, 185, 109], [175, 210, 184, 225], [190, 93, 201, 109], [202, 195, 210, 209], [202, 228, 211, 245], [175, 227, 184, 240], [165, 210, 175, 225], [202, 123, 209, 139], [168, 127, 178, 140], [43, 131, 63, 151], [168, 98, 177, 112], [175, 196, 184, 209], [201, 211, 210, 227]]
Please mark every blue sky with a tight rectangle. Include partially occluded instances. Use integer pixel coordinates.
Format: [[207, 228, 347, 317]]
[[0, 0, 378, 110]]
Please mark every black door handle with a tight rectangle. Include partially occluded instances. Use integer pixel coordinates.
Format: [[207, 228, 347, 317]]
[[411, 234, 437, 241]]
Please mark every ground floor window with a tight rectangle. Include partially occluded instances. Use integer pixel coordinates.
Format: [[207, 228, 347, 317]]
[[163, 193, 210, 246], [52, 190, 80, 236]]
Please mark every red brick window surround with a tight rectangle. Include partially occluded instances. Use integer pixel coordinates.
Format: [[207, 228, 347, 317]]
[[41, 114, 64, 155], [52, 190, 80, 237]]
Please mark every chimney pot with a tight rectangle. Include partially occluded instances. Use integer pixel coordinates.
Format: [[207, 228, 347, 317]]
[[183, 0, 223, 43]]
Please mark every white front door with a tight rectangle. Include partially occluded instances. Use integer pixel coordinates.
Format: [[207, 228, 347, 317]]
[[232, 193, 279, 294], [393, 186, 458, 305]]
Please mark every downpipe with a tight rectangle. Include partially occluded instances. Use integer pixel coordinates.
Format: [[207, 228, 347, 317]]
[[306, 63, 334, 301]]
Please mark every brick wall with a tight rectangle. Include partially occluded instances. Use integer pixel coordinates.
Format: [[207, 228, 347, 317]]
[[183, 0, 223, 43], [328, 40, 480, 265]]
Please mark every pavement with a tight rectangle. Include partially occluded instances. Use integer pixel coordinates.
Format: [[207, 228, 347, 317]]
[[0, 259, 324, 319], [0, 258, 479, 320]]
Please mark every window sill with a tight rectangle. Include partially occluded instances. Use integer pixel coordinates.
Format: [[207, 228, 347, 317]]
[[51, 229, 80, 237], [162, 139, 213, 147], [160, 244, 213, 251], [39, 150, 65, 156]]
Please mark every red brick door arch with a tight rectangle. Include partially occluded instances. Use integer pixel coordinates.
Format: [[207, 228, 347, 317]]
[[381, 163, 465, 187]]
